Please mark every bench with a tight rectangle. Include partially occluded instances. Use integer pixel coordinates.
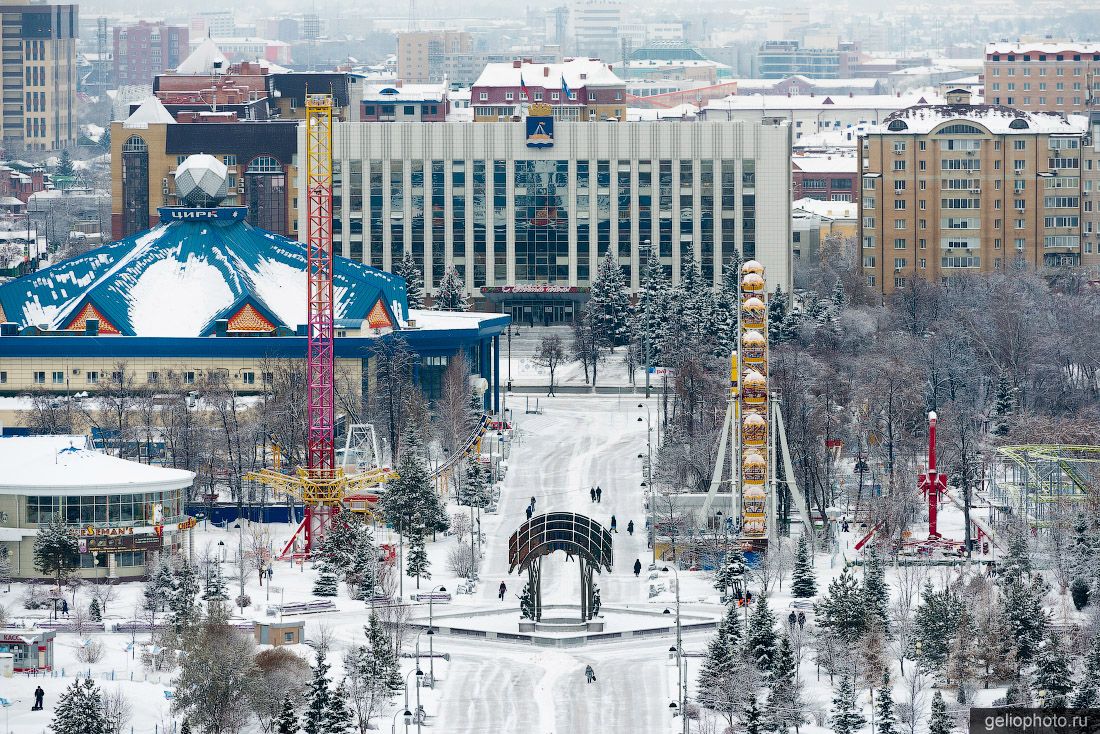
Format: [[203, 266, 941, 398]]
[[648, 583, 666, 598], [366, 595, 399, 606], [788, 600, 815, 611], [277, 600, 337, 615], [38, 621, 106, 633], [455, 581, 476, 595], [410, 591, 452, 603]]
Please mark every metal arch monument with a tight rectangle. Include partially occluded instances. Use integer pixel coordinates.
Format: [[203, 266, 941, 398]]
[[508, 512, 613, 622]]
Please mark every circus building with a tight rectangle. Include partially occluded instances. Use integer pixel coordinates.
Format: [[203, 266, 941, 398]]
[[0, 155, 509, 410]]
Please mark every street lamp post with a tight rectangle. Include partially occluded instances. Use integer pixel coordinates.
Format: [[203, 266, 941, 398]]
[[639, 406, 655, 562], [427, 585, 446, 684], [662, 565, 687, 734], [391, 708, 413, 734], [233, 522, 244, 611], [401, 668, 423, 732]]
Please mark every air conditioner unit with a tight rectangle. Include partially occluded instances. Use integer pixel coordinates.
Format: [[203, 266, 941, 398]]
[[1016, 206, 1026, 212], [238, 182, 245, 193], [970, 188, 981, 194], [162, 177, 170, 195], [966, 151, 976, 156]]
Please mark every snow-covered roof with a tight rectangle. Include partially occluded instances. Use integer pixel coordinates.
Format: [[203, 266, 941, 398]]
[[627, 104, 698, 121], [792, 154, 857, 173], [406, 308, 508, 331], [733, 76, 882, 90], [704, 91, 942, 112], [0, 435, 195, 494], [176, 37, 228, 75], [123, 97, 176, 129], [986, 41, 1100, 56], [363, 82, 447, 102], [874, 104, 1089, 135], [793, 197, 858, 220], [889, 64, 963, 76], [472, 58, 624, 89]]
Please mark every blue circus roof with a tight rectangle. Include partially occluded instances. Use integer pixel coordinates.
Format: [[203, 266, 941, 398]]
[[0, 207, 408, 337]]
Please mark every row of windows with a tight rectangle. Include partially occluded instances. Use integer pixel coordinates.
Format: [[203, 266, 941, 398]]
[[479, 90, 579, 102], [80, 551, 145, 569], [363, 104, 440, 116], [30, 370, 270, 386], [991, 81, 1084, 92], [26, 491, 185, 526]]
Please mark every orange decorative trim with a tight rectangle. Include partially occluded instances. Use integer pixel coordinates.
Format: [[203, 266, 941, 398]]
[[65, 303, 120, 334], [228, 303, 275, 332], [366, 298, 393, 329]]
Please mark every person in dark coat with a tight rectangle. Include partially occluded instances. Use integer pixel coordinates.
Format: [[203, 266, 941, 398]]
[[595, 486, 602, 503], [530, 496, 536, 509], [498, 581, 507, 600], [788, 611, 797, 627], [610, 516, 617, 532], [585, 664, 596, 684], [590, 487, 596, 502], [32, 686, 44, 711], [61, 599, 68, 616], [627, 520, 634, 536], [526, 504, 533, 520], [633, 558, 642, 576], [797, 611, 806, 629]]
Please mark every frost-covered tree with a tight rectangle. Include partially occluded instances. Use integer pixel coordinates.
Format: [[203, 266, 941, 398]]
[[875, 673, 898, 734], [768, 285, 790, 344], [928, 690, 952, 734], [169, 560, 201, 634], [991, 370, 1016, 437], [1000, 575, 1049, 664], [144, 558, 175, 612], [791, 534, 816, 598], [1032, 632, 1073, 708], [638, 252, 671, 366], [743, 695, 764, 734], [89, 598, 102, 622], [747, 594, 778, 673], [588, 249, 630, 347], [203, 562, 229, 601], [862, 547, 890, 635], [519, 583, 535, 620], [432, 266, 469, 312], [51, 678, 108, 734], [831, 277, 847, 309], [945, 608, 976, 697], [395, 251, 425, 310], [697, 616, 735, 709], [998, 529, 1034, 583], [312, 561, 340, 597], [534, 334, 567, 397], [815, 566, 867, 644], [830, 674, 865, 734], [34, 515, 79, 588], [379, 433, 449, 536], [405, 532, 431, 589], [1073, 631, 1100, 706]]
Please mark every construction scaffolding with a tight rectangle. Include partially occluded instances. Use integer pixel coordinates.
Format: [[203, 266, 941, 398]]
[[987, 445, 1100, 529]]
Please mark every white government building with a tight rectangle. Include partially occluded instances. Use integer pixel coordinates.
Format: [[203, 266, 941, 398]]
[[310, 119, 792, 323]]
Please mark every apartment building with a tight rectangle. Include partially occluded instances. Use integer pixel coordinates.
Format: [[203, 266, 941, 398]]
[[984, 41, 1100, 115], [315, 119, 791, 320], [572, 1, 622, 60], [113, 21, 188, 87], [757, 40, 861, 79], [858, 95, 1087, 295], [0, 0, 77, 151], [1083, 111, 1100, 268], [396, 30, 472, 84], [471, 58, 627, 122]]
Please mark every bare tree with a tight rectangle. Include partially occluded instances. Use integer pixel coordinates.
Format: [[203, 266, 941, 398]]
[[102, 687, 133, 734], [438, 352, 474, 453], [88, 579, 119, 618], [368, 335, 418, 462], [533, 333, 566, 396], [249, 648, 310, 733], [897, 667, 930, 734]]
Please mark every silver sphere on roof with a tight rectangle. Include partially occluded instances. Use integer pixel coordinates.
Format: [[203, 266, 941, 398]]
[[175, 154, 229, 207]]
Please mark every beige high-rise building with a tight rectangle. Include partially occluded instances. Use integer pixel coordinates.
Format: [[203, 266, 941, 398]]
[[984, 41, 1100, 115], [859, 93, 1087, 295], [396, 30, 472, 84], [0, 0, 78, 151]]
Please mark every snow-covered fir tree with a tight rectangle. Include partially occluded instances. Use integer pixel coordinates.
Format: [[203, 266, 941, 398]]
[[433, 266, 470, 312], [405, 531, 431, 588], [324, 680, 354, 734], [302, 651, 333, 734], [713, 548, 747, 598], [697, 615, 735, 709], [144, 558, 175, 612], [861, 546, 890, 635], [169, 561, 201, 633], [33, 515, 79, 587], [88, 598, 102, 621], [395, 251, 425, 309], [203, 562, 229, 601], [829, 674, 866, 734], [875, 673, 897, 734], [747, 594, 778, 673], [912, 581, 963, 670], [1000, 575, 1049, 664], [274, 696, 299, 734], [743, 695, 764, 734], [50, 678, 108, 734], [998, 528, 1034, 582], [1032, 632, 1073, 708], [992, 371, 1016, 436], [520, 583, 535, 620], [379, 431, 449, 536], [638, 253, 670, 366], [588, 250, 631, 347], [180, 720, 193, 734], [768, 285, 790, 344], [312, 561, 339, 597], [830, 277, 847, 309], [791, 534, 816, 598], [765, 633, 803, 733], [815, 566, 867, 644], [945, 607, 976, 698], [928, 690, 952, 734], [1072, 631, 1100, 706]]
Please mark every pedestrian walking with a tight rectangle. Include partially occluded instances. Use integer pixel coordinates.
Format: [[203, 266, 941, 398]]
[[633, 558, 642, 576], [610, 515, 617, 532], [590, 487, 596, 502], [746, 590, 753, 605], [498, 581, 507, 601], [841, 519, 850, 533], [627, 520, 634, 536], [797, 611, 806, 629], [788, 611, 796, 627], [526, 504, 533, 520], [585, 664, 596, 684], [530, 496, 536, 510], [32, 686, 44, 711], [61, 599, 68, 617], [595, 486, 602, 503]]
